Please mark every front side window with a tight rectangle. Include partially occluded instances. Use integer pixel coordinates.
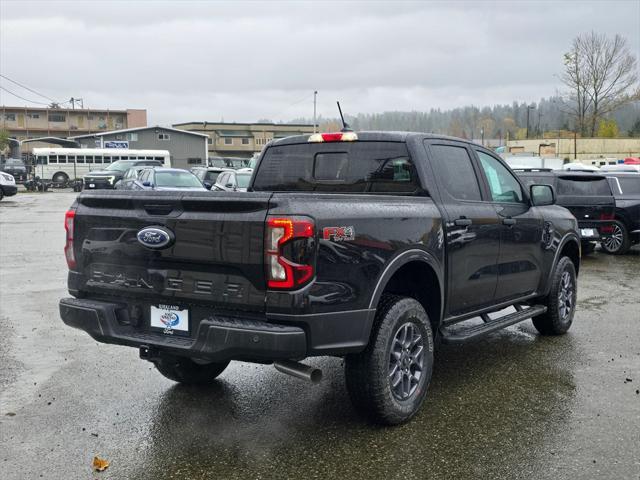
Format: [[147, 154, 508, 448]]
[[429, 144, 481, 201], [476, 151, 524, 203]]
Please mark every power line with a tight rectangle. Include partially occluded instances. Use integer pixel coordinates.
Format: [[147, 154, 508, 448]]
[[269, 92, 315, 121], [0, 74, 58, 103], [0, 85, 51, 106]]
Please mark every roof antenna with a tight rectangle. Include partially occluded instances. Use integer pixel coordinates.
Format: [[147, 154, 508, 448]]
[[336, 101, 353, 132]]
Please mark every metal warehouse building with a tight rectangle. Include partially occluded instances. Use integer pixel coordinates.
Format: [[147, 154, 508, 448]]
[[70, 126, 209, 170]]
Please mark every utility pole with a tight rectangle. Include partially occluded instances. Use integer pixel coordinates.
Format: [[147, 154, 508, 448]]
[[526, 105, 535, 139], [313, 91, 318, 133]]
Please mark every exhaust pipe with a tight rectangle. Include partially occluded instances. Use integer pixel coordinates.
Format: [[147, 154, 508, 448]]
[[274, 360, 322, 384]]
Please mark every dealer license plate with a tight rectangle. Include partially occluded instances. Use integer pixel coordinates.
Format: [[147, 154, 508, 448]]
[[89, 183, 95, 188], [150, 304, 189, 334], [580, 228, 597, 238]]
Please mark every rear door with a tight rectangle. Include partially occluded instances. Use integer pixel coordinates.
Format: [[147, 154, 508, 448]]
[[73, 191, 272, 312], [474, 149, 544, 301], [425, 140, 501, 315]]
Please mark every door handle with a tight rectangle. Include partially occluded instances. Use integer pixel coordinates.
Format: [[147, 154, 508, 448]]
[[502, 218, 516, 226], [454, 217, 472, 226]]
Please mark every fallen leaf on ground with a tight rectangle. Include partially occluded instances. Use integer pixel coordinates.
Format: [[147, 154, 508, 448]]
[[92, 456, 110, 472]]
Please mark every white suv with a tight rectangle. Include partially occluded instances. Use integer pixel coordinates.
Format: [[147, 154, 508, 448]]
[[0, 171, 17, 201]]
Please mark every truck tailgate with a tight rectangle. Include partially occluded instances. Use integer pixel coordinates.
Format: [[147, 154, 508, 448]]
[[73, 191, 271, 312]]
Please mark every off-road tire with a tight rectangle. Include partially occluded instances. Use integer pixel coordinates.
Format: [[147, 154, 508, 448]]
[[154, 355, 230, 384], [345, 294, 434, 425], [533, 256, 577, 335], [601, 221, 631, 255]]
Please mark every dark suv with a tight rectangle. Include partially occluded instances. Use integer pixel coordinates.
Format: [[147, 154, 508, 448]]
[[516, 169, 615, 253], [602, 173, 640, 254], [83, 159, 163, 190], [0, 158, 28, 183]]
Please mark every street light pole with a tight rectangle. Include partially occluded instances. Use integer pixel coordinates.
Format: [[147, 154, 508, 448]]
[[526, 105, 536, 139], [313, 91, 318, 134]]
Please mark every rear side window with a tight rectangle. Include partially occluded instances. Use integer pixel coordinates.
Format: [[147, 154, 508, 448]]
[[613, 177, 640, 195], [429, 144, 481, 201], [253, 142, 421, 194], [557, 178, 612, 196]]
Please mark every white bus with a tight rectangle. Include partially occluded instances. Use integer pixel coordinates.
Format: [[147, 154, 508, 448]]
[[31, 148, 171, 184]]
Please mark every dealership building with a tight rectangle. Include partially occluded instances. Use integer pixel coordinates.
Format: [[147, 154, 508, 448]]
[[173, 121, 315, 158], [70, 126, 209, 170]]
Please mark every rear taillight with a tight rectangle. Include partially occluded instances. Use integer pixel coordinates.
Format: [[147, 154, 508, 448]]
[[64, 209, 76, 269], [265, 216, 314, 289], [599, 212, 615, 234]]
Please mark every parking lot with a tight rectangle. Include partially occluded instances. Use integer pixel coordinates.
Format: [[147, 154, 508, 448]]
[[1, 191, 639, 480]]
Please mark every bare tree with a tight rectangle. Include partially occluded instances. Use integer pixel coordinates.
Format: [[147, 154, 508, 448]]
[[561, 32, 640, 137]]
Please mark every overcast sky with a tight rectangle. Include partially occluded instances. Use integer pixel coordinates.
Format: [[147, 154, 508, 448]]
[[1, 0, 638, 125]]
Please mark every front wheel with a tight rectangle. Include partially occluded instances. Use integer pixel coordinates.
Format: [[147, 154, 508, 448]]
[[345, 295, 434, 425], [601, 222, 631, 255], [533, 256, 577, 335], [154, 355, 230, 385]]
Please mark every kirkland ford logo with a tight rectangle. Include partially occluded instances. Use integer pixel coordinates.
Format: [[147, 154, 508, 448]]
[[136, 227, 174, 249]]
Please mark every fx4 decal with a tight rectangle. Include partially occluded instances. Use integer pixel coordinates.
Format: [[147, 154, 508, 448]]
[[323, 226, 355, 242]]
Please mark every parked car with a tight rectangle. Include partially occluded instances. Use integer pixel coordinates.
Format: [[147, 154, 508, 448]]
[[83, 159, 163, 190], [131, 167, 207, 191], [515, 169, 615, 253], [213, 170, 252, 191], [190, 166, 232, 190], [602, 172, 640, 254], [114, 167, 147, 190], [600, 164, 640, 173], [0, 158, 28, 183], [60, 131, 581, 425], [0, 171, 18, 201]]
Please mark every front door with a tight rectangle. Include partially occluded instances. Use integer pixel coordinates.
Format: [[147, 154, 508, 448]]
[[474, 149, 544, 301], [426, 141, 502, 316]]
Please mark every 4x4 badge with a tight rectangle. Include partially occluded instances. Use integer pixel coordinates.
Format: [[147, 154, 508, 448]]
[[323, 226, 355, 242]]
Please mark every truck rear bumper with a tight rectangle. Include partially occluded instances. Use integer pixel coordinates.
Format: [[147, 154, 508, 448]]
[[59, 297, 307, 362]]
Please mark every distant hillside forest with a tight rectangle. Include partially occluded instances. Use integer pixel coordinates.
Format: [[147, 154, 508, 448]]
[[289, 97, 640, 140]]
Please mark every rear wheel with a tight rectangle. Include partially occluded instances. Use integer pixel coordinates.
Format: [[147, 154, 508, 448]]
[[601, 222, 631, 255], [533, 256, 577, 335], [52, 171, 69, 185], [345, 295, 434, 425], [154, 355, 230, 385]]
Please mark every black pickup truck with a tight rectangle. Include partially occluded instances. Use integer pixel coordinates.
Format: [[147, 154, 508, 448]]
[[60, 132, 581, 425]]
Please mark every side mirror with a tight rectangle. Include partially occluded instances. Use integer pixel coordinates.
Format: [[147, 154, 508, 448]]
[[203, 181, 212, 190], [530, 184, 555, 206], [225, 183, 233, 188], [142, 181, 152, 187]]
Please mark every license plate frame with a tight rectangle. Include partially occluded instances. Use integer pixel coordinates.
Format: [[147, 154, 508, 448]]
[[150, 304, 190, 336]]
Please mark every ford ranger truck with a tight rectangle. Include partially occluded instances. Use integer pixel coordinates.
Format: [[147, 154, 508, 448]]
[[60, 131, 581, 425]]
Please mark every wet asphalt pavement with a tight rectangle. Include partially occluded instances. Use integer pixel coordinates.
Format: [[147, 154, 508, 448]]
[[1, 191, 639, 480]]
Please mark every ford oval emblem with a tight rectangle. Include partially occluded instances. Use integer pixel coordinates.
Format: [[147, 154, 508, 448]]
[[137, 226, 174, 249]]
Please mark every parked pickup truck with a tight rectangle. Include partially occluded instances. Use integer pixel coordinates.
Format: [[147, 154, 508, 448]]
[[60, 131, 581, 425]]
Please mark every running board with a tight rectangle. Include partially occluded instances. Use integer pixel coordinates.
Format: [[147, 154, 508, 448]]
[[439, 305, 547, 344]]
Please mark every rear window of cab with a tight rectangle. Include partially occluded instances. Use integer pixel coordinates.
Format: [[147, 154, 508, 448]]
[[252, 142, 422, 194]]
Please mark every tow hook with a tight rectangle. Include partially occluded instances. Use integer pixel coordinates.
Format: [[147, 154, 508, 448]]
[[274, 360, 323, 384], [139, 345, 159, 361]]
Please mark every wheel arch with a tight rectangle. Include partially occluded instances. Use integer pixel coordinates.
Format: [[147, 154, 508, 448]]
[[368, 250, 444, 335]]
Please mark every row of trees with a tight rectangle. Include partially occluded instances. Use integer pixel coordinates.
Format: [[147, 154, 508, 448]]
[[289, 32, 639, 140], [291, 97, 639, 140]]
